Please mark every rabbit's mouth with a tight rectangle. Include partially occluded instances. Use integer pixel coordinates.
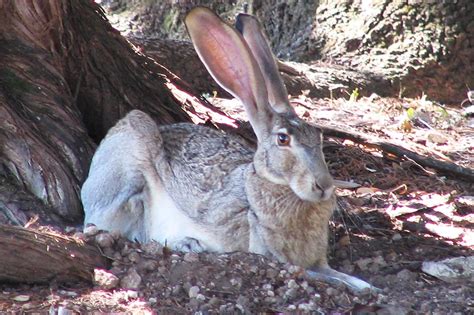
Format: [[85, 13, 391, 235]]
[[290, 179, 335, 203]]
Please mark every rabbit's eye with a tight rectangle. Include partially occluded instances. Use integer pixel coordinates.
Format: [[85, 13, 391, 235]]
[[277, 133, 291, 146]]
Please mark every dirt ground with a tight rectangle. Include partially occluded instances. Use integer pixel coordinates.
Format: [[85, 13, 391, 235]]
[[1, 94, 472, 314]]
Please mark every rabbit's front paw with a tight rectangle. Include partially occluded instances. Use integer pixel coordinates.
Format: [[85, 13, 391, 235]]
[[175, 237, 206, 253]]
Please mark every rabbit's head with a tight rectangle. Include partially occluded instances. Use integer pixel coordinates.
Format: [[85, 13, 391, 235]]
[[185, 8, 334, 202]]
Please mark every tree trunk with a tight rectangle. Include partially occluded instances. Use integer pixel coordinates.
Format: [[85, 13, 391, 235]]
[[0, 224, 108, 284], [0, 0, 232, 224]]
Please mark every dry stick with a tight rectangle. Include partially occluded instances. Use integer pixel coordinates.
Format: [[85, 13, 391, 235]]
[[321, 126, 474, 182]]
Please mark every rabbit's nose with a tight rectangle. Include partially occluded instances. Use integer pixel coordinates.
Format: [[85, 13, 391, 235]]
[[314, 180, 334, 200]]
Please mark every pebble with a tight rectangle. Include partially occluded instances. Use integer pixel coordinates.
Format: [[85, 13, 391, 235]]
[[95, 233, 115, 248], [120, 268, 142, 289], [83, 225, 99, 237], [138, 259, 158, 272], [298, 301, 316, 312], [188, 286, 200, 298], [249, 265, 258, 273], [266, 268, 279, 278], [196, 293, 206, 301], [284, 288, 298, 299], [183, 252, 199, 262], [172, 284, 182, 295], [128, 251, 141, 263], [124, 290, 138, 299], [12, 295, 30, 302], [397, 269, 415, 281], [288, 265, 303, 274], [392, 233, 402, 241], [287, 279, 299, 289], [58, 290, 78, 297], [94, 268, 120, 289], [262, 283, 273, 290], [208, 297, 220, 306]]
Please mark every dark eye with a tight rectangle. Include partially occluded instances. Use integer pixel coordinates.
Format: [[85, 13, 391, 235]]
[[277, 133, 291, 146]]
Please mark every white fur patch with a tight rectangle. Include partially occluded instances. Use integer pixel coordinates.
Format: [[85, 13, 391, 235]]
[[146, 177, 223, 252]]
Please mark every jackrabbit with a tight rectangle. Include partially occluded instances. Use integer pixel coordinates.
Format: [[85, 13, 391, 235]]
[[81, 7, 374, 292]]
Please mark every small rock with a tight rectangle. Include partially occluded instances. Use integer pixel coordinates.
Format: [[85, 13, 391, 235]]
[[396, 269, 416, 281], [83, 225, 99, 237], [392, 233, 402, 241], [262, 283, 273, 290], [148, 297, 157, 304], [284, 288, 298, 299], [95, 233, 115, 249], [266, 268, 279, 278], [138, 259, 158, 272], [427, 132, 448, 145], [20, 303, 34, 310], [94, 269, 120, 289], [422, 256, 474, 282], [172, 284, 182, 295], [189, 286, 200, 298], [56, 306, 74, 315], [128, 251, 141, 263], [287, 279, 299, 289], [298, 301, 316, 312], [183, 252, 199, 262], [58, 290, 78, 297], [300, 281, 309, 290], [142, 241, 163, 256], [120, 268, 142, 289], [355, 257, 372, 271], [208, 297, 221, 306], [124, 290, 138, 299], [196, 293, 206, 301], [288, 265, 303, 274], [236, 295, 249, 308], [376, 305, 412, 315], [13, 295, 30, 302]]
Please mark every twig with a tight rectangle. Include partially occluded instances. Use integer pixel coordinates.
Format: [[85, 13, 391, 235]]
[[320, 126, 474, 182]]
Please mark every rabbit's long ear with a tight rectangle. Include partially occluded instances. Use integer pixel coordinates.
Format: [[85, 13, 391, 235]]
[[235, 14, 295, 115], [185, 7, 274, 140]]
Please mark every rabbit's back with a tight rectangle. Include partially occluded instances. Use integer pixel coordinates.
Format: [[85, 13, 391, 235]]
[[151, 123, 253, 251]]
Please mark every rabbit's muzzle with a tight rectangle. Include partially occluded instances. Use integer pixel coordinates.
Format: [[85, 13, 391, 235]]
[[290, 173, 335, 203]]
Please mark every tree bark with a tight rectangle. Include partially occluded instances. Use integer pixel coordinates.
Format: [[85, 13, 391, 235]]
[[105, 0, 474, 105], [0, 0, 232, 224], [0, 224, 108, 284]]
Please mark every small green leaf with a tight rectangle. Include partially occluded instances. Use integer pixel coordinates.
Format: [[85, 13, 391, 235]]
[[406, 107, 415, 119]]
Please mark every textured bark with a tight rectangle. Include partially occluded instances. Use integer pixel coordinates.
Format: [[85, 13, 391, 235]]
[[132, 37, 393, 100], [0, 0, 229, 224], [105, 0, 474, 104], [0, 224, 108, 284]]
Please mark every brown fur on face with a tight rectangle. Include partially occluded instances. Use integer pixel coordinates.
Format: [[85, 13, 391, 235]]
[[246, 166, 336, 268]]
